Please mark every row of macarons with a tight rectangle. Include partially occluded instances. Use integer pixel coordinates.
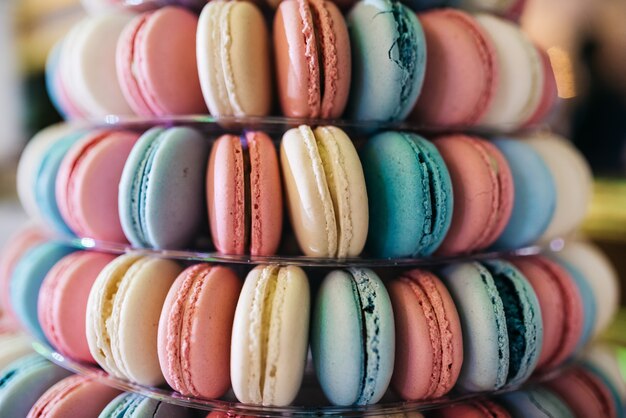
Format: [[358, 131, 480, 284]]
[[1, 231, 619, 406], [0, 339, 622, 418], [48, 3, 555, 131], [18, 123, 592, 259]]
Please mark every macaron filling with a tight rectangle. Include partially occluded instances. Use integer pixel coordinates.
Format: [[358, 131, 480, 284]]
[[241, 135, 252, 249], [390, 3, 420, 120]]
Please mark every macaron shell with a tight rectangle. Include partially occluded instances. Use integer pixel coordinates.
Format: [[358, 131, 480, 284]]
[[197, 1, 271, 117], [389, 269, 463, 400], [0, 333, 33, 371], [411, 9, 499, 127], [158, 264, 242, 398], [432, 400, 512, 418], [56, 130, 139, 242], [499, 388, 575, 418], [547, 367, 617, 418], [435, 135, 514, 255], [523, 47, 557, 126], [38, 251, 115, 363]]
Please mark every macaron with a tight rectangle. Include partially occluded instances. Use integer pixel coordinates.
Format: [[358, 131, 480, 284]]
[[56, 130, 139, 242], [158, 263, 242, 399], [86, 254, 182, 386], [0, 333, 33, 370], [440, 260, 542, 392], [524, 133, 593, 242], [197, 1, 271, 117], [459, 0, 526, 18], [10, 242, 75, 342], [388, 269, 463, 401], [119, 127, 209, 250], [434, 135, 514, 255], [491, 138, 556, 249], [231, 265, 310, 406], [401, 0, 454, 11], [347, 0, 426, 121], [312, 268, 394, 406], [38, 251, 116, 363], [27, 375, 121, 418], [0, 355, 71, 417], [546, 366, 618, 418], [410, 9, 499, 127], [360, 131, 453, 258], [46, 40, 76, 119], [281, 125, 368, 258], [0, 224, 47, 329], [523, 47, 558, 127], [207, 132, 283, 256], [99, 392, 193, 418], [116, 7, 206, 116], [498, 388, 575, 418], [510, 256, 583, 371], [432, 400, 512, 418], [475, 14, 543, 129], [557, 240, 619, 337], [56, 13, 135, 117], [583, 343, 626, 416], [274, 0, 351, 118]]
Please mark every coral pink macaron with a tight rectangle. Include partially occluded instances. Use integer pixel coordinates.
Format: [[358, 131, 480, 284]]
[[388, 269, 463, 401], [38, 251, 116, 363], [207, 132, 283, 256], [435, 135, 514, 255], [511, 256, 584, 371], [56, 130, 139, 242], [116, 7, 206, 116], [158, 264, 242, 399], [274, 0, 351, 118]]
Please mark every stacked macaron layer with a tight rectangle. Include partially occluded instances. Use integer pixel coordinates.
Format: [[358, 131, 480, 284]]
[[47, 4, 556, 131], [17, 125, 592, 260]]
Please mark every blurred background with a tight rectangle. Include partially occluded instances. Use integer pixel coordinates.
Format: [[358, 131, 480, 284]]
[[0, 0, 626, 297]]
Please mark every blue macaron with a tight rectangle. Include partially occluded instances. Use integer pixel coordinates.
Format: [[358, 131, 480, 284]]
[[311, 268, 395, 406], [499, 388, 575, 418], [492, 138, 556, 249], [0, 354, 71, 417], [9, 242, 75, 342], [99, 392, 192, 418], [440, 260, 543, 392], [360, 131, 453, 258], [118, 127, 210, 250], [347, 0, 427, 121]]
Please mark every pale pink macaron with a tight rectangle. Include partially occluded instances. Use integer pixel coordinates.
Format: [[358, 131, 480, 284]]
[[435, 135, 514, 255], [116, 7, 206, 116], [0, 224, 48, 331], [55, 130, 139, 242], [38, 251, 116, 363], [158, 263, 242, 399], [411, 9, 499, 128]]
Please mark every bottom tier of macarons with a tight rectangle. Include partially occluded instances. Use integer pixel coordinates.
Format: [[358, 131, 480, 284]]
[[0, 230, 619, 410]]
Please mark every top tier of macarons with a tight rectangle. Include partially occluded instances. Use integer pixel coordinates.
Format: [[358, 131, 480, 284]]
[[47, 0, 556, 132]]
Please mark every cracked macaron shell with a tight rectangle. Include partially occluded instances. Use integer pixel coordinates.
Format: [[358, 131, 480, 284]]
[[274, 0, 351, 118], [388, 269, 463, 401], [119, 126, 210, 249], [312, 268, 394, 406], [231, 265, 310, 406], [434, 135, 514, 256], [86, 254, 182, 386], [158, 263, 242, 399], [281, 125, 368, 258], [197, 1, 271, 117], [207, 132, 283, 256], [361, 131, 453, 258], [347, 0, 426, 121]]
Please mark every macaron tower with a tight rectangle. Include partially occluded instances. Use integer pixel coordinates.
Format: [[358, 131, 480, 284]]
[[2, 0, 622, 416]]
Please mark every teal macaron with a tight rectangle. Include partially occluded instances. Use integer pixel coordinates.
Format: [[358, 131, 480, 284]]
[[118, 126, 210, 249], [99, 392, 192, 418], [439, 260, 543, 392], [347, 0, 427, 121], [311, 268, 395, 406], [0, 354, 71, 417], [360, 131, 453, 258], [10, 242, 75, 342]]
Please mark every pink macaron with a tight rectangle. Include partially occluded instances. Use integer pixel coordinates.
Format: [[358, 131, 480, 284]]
[[55, 130, 139, 242], [207, 132, 283, 256], [410, 9, 499, 128], [38, 251, 116, 363], [547, 367, 617, 418], [435, 135, 514, 255], [158, 263, 242, 399], [511, 256, 584, 371], [116, 7, 206, 116]]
